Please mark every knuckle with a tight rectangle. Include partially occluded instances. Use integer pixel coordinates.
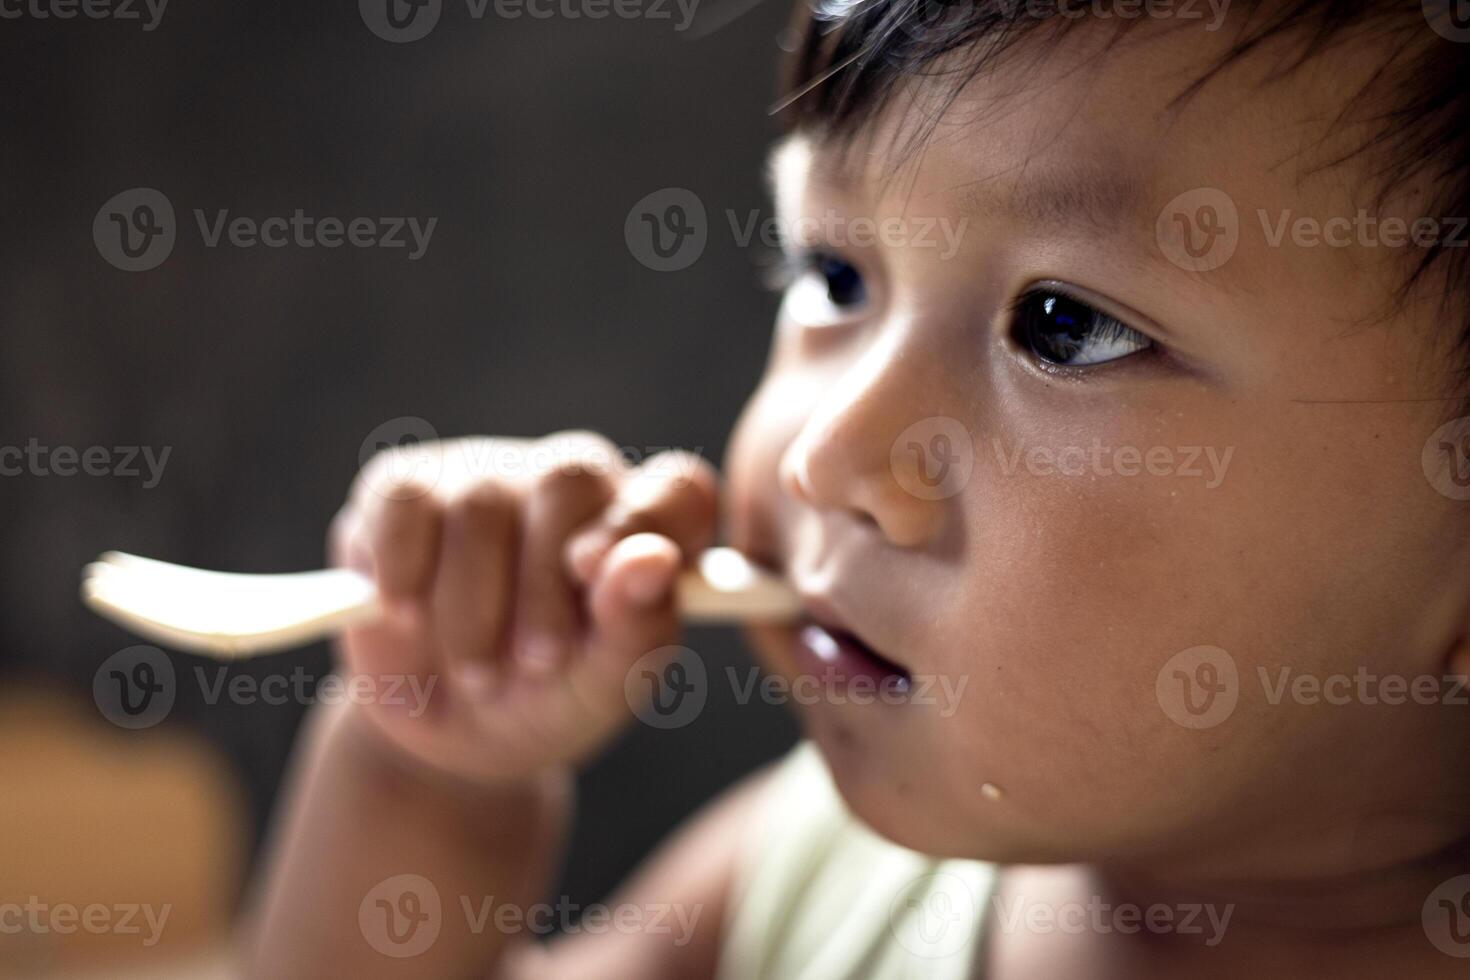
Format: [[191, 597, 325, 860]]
[[636, 452, 719, 519], [532, 461, 616, 509], [356, 449, 437, 502], [532, 430, 624, 482], [648, 450, 717, 493], [443, 479, 517, 533]]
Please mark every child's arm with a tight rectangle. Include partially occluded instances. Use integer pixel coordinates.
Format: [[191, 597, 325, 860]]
[[240, 433, 756, 979], [497, 760, 776, 980], [242, 697, 571, 978], [245, 696, 775, 980]]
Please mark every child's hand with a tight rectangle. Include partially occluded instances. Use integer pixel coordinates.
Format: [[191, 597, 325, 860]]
[[327, 432, 718, 786]]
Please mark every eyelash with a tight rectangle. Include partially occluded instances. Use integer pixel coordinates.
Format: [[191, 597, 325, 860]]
[[765, 254, 1155, 372], [1007, 286, 1155, 371], [764, 250, 867, 310]]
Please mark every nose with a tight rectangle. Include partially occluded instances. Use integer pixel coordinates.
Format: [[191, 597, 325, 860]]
[[777, 337, 963, 549]]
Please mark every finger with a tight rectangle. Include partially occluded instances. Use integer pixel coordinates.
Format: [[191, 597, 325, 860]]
[[564, 451, 718, 584], [363, 483, 443, 600], [513, 462, 619, 675], [327, 505, 369, 574], [327, 500, 439, 700], [432, 480, 520, 697], [563, 533, 683, 729]]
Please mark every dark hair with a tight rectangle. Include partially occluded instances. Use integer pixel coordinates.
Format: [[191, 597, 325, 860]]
[[775, 0, 1470, 384]]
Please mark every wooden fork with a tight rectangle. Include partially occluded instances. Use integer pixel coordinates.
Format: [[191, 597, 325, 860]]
[[81, 547, 799, 660]]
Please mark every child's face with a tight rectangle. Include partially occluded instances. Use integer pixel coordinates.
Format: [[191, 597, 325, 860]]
[[723, 22, 1470, 871]]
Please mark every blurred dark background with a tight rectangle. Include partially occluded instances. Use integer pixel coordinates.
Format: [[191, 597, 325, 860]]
[[0, 0, 800, 969]]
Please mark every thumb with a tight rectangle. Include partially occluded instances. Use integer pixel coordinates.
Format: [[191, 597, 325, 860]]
[[569, 533, 684, 723]]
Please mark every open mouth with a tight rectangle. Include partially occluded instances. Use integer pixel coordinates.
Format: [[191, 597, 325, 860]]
[[793, 616, 912, 693]]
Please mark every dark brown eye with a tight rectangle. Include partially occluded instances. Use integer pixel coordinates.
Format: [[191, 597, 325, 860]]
[[1013, 290, 1151, 367], [810, 252, 866, 309]]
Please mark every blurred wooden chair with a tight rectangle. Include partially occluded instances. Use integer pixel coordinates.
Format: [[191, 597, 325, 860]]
[[0, 679, 246, 978]]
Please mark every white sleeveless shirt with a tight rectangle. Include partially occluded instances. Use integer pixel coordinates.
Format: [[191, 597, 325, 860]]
[[716, 742, 998, 980]]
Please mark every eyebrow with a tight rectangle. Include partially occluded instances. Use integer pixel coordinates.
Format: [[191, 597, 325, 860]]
[[768, 135, 1151, 241], [942, 166, 1150, 238]]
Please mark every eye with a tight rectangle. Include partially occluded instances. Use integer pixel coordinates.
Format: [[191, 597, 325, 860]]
[[770, 250, 868, 324], [808, 252, 867, 308], [1011, 287, 1152, 368]]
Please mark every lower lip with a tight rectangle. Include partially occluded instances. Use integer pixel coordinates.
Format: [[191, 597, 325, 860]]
[[791, 621, 911, 694]]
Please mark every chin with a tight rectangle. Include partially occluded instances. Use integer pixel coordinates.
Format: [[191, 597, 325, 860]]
[[808, 722, 1086, 865]]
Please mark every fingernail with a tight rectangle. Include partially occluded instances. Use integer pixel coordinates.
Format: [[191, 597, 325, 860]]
[[518, 635, 560, 675], [454, 663, 497, 700], [568, 530, 610, 581], [623, 560, 675, 605]]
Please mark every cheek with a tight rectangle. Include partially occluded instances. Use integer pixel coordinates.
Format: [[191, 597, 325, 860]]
[[721, 373, 807, 557], [916, 397, 1450, 860]]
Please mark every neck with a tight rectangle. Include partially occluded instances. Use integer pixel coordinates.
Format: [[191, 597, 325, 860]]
[[1093, 836, 1470, 978]]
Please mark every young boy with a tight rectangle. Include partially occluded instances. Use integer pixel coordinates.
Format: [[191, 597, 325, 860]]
[[245, 1, 1470, 976]]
